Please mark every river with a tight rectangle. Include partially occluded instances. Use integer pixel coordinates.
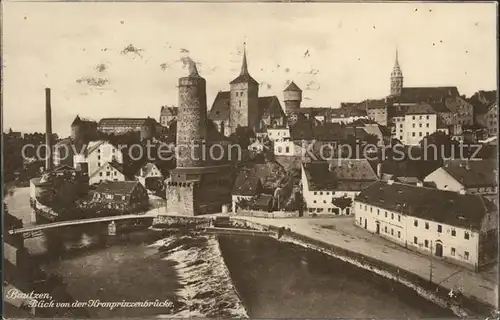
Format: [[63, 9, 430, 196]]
[[4, 187, 453, 318]]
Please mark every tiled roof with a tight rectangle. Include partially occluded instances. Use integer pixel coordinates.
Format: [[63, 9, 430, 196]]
[[207, 93, 284, 122], [136, 162, 159, 178], [284, 81, 302, 92], [98, 118, 155, 127], [161, 106, 178, 117], [442, 159, 497, 188], [428, 101, 451, 113], [208, 91, 230, 121], [94, 181, 140, 195], [400, 87, 459, 103], [355, 181, 495, 230], [303, 160, 378, 191], [405, 103, 437, 115], [258, 96, 285, 118]]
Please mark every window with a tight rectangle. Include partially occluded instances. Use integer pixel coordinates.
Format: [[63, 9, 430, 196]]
[[364, 205, 367, 210], [419, 132, 422, 137], [370, 207, 372, 212], [426, 115, 430, 120], [464, 251, 469, 260], [398, 231, 401, 238], [412, 124, 415, 128], [239, 101, 241, 107], [451, 229, 456, 236], [320, 192, 323, 195], [419, 123, 422, 128], [425, 240, 429, 248], [285, 147, 290, 153], [313, 200, 317, 204], [391, 213, 394, 220], [359, 204, 362, 209], [314, 192, 317, 195], [419, 116, 422, 120], [106, 171, 111, 176], [384, 226, 387, 233], [323, 200, 326, 204], [464, 232, 469, 240], [412, 132, 415, 137], [99, 172, 103, 177], [398, 215, 401, 222], [391, 229, 394, 236], [98, 155, 101, 160], [277, 147, 283, 153], [451, 248, 456, 256], [98, 162, 101, 167], [426, 123, 429, 128], [384, 211, 387, 218], [425, 222, 429, 229], [414, 219, 418, 227], [437, 225, 442, 233], [414, 236, 418, 244], [412, 116, 415, 120]]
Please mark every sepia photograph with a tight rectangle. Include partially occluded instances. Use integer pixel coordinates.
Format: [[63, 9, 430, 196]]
[[1, 1, 499, 319]]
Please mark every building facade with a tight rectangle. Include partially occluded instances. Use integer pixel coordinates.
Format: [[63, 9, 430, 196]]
[[354, 180, 498, 271]]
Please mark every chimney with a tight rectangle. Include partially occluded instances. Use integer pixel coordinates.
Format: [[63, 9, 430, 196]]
[[45, 88, 53, 171], [376, 162, 383, 179]]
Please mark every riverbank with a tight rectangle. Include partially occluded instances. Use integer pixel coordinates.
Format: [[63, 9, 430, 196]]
[[232, 216, 498, 316]]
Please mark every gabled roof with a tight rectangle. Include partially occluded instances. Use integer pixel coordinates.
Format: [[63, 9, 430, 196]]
[[405, 103, 437, 115], [208, 92, 284, 123], [355, 181, 495, 230], [160, 106, 178, 117], [136, 162, 161, 178], [303, 160, 378, 191], [94, 180, 141, 195], [284, 81, 302, 92], [441, 159, 497, 188], [89, 160, 126, 179], [400, 87, 459, 103], [230, 48, 259, 85]]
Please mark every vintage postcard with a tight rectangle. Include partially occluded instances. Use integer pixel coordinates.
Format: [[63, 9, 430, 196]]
[[1, 1, 499, 319]]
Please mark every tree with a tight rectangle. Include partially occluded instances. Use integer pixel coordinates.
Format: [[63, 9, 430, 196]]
[[332, 196, 353, 211]]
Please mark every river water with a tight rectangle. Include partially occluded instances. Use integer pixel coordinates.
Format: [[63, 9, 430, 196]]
[[5, 188, 453, 318]]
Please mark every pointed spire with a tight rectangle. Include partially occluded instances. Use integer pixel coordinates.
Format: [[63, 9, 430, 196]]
[[240, 41, 249, 76], [391, 48, 402, 76]]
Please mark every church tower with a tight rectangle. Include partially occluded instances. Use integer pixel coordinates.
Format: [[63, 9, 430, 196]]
[[390, 49, 403, 96], [229, 43, 259, 134]]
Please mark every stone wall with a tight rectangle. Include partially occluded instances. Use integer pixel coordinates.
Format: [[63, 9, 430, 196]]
[[236, 210, 299, 218], [165, 182, 195, 216]]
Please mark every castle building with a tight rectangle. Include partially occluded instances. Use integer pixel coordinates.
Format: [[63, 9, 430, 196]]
[[166, 60, 233, 216], [208, 44, 285, 136]]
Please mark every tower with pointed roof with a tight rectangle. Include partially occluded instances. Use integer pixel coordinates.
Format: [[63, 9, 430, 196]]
[[390, 49, 404, 96], [229, 42, 259, 134], [283, 81, 302, 113]]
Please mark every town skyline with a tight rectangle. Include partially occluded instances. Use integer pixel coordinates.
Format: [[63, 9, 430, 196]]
[[2, 2, 497, 136]]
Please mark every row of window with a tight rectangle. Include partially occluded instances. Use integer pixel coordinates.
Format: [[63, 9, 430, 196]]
[[316, 191, 349, 196], [412, 115, 431, 120], [412, 123, 431, 128], [413, 219, 470, 239], [412, 237, 470, 260], [99, 171, 119, 177]]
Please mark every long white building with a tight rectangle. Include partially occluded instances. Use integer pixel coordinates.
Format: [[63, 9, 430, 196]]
[[354, 180, 498, 271]]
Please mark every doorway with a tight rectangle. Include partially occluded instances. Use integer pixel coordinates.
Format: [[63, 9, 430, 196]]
[[376, 222, 380, 234], [364, 218, 367, 229], [435, 242, 443, 258]]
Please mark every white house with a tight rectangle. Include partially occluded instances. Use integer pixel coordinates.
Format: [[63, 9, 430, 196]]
[[403, 104, 438, 145], [135, 162, 163, 188], [301, 160, 378, 216], [273, 140, 296, 156], [354, 180, 498, 271], [267, 127, 290, 142], [88, 161, 126, 185], [424, 159, 498, 204], [75, 140, 124, 178]]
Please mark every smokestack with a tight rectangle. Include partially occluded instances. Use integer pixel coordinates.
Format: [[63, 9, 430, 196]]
[[45, 88, 53, 171]]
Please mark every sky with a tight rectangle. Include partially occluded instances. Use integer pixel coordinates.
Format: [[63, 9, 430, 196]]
[[2, 1, 497, 137]]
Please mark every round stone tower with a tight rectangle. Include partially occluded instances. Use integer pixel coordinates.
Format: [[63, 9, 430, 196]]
[[176, 60, 208, 168], [284, 81, 302, 113]]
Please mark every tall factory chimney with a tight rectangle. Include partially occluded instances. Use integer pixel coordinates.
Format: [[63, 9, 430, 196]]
[[45, 88, 53, 171]]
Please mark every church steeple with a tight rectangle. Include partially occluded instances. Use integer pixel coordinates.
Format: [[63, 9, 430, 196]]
[[230, 42, 258, 85], [240, 42, 249, 76], [390, 48, 403, 96]]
